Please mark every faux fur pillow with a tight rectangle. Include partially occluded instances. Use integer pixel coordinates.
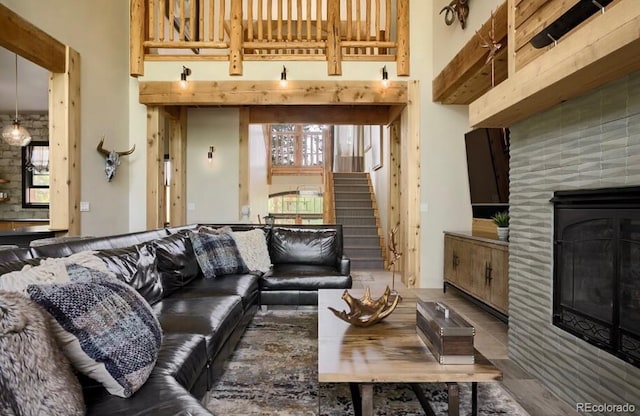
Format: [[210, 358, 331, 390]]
[[230, 229, 272, 273], [27, 266, 162, 398], [0, 291, 85, 416]]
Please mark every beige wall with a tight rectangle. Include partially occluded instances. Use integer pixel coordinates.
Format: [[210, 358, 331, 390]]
[[0, 0, 131, 237]]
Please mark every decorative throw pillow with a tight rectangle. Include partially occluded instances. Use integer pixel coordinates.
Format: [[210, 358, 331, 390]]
[[0, 291, 85, 416], [0, 250, 115, 295], [188, 230, 249, 278], [26, 266, 163, 398], [230, 229, 272, 273]]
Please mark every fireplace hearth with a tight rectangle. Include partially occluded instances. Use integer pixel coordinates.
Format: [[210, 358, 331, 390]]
[[552, 187, 640, 368]]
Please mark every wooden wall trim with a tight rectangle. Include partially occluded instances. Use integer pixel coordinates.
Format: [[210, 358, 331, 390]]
[[0, 4, 66, 72], [400, 80, 420, 288], [470, 0, 640, 127], [238, 107, 249, 219], [168, 107, 187, 226], [139, 81, 408, 106], [49, 47, 81, 235], [146, 106, 166, 229]]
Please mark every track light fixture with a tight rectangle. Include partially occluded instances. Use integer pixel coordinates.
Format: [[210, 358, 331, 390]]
[[280, 66, 288, 87], [381, 65, 389, 88], [180, 66, 192, 89]]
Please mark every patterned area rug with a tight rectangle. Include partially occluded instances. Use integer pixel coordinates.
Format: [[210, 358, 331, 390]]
[[206, 310, 529, 416]]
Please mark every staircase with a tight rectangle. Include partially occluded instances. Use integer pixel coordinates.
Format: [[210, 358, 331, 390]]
[[333, 172, 385, 270]]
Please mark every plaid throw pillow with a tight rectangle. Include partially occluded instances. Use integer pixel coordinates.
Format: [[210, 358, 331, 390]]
[[27, 265, 162, 398], [189, 231, 249, 278]]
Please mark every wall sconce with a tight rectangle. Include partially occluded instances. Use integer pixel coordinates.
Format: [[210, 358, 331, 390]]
[[180, 66, 192, 89], [280, 66, 288, 87], [381, 65, 389, 88], [207, 145, 216, 163]]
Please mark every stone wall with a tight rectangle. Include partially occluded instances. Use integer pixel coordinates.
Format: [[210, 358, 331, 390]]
[[508, 71, 640, 414], [0, 113, 49, 219]]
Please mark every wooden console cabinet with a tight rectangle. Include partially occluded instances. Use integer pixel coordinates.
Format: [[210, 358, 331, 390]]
[[443, 232, 508, 317]]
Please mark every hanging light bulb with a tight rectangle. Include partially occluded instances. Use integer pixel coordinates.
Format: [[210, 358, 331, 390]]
[[2, 54, 31, 147], [381, 65, 389, 89]]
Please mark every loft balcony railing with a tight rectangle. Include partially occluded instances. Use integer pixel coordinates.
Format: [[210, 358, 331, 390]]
[[130, 0, 409, 76]]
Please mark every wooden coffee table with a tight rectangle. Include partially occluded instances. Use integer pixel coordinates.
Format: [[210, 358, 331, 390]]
[[318, 289, 502, 416]]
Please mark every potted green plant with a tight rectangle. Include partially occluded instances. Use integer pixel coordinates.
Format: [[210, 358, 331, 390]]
[[492, 211, 510, 241]]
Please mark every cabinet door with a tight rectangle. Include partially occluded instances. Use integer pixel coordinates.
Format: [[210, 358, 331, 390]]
[[470, 244, 493, 300], [488, 247, 509, 314], [444, 235, 460, 285]]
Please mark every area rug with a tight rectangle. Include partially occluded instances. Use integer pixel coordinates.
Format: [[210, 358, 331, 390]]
[[206, 310, 529, 416]]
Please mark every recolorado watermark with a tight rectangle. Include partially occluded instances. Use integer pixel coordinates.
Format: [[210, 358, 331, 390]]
[[576, 402, 636, 413]]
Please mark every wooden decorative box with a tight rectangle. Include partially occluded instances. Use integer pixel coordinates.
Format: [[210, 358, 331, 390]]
[[416, 300, 475, 364]]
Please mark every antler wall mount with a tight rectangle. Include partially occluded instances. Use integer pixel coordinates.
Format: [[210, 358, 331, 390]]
[[440, 0, 470, 29], [96, 136, 136, 182]]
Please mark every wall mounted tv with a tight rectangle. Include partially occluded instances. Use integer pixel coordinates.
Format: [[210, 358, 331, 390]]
[[465, 128, 509, 210]]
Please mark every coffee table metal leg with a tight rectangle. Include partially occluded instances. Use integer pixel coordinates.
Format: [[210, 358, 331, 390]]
[[349, 383, 374, 416], [409, 384, 437, 416], [472, 382, 478, 416], [447, 383, 460, 416], [349, 383, 362, 416]]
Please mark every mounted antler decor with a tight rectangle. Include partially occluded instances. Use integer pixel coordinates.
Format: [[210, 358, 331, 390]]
[[96, 136, 136, 182], [440, 0, 470, 29], [328, 286, 400, 327]]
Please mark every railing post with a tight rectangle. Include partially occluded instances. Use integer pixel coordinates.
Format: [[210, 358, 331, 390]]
[[327, 0, 342, 75], [229, 0, 244, 75], [396, 0, 410, 76], [130, 0, 146, 77]]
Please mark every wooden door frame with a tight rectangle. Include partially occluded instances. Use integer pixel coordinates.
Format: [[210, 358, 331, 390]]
[[0, 5, 81, 234], [143, 80, 420, 287]]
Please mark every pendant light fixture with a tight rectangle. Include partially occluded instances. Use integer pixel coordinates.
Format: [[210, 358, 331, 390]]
[[2, 54, 31, 147]]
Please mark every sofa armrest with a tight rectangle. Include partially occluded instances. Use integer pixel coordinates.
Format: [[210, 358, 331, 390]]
[[338, 255, 351, 277]]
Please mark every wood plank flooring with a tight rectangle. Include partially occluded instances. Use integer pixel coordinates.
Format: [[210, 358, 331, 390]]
[[351, 270, 580, 416]]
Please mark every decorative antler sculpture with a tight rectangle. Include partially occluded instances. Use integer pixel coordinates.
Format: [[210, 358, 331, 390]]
[[476, 9, 503, 87], [328, 286, 400, 327], [96, 136, 136, 182], [440, 0, 470, 29], [388, 225, 403, 300]]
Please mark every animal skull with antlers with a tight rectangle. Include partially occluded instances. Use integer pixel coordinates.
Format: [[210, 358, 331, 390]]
[[96, 136, 135, 182]]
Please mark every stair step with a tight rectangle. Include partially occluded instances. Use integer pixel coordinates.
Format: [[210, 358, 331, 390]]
[[342, 225, 379, 236], [335, 208, 374, 217], [335, 202, 373, 210], [336, 217, 377, 226], [334, 192, 371, 200], [350, 258, 385, 270]]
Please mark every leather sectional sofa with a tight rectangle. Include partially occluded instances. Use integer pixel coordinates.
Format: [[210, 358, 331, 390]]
[[0, 224, 352, 416]]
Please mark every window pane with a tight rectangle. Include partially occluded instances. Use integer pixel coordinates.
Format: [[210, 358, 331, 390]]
[[32, 173, 50, 186], [27, 188, 50, 204]]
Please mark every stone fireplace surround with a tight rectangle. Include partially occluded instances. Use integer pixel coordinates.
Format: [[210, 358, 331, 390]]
[[509, 71, 640, 412]]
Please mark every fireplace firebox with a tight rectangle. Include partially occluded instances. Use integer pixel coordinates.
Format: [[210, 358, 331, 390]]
[[552, 187, 640, 368]]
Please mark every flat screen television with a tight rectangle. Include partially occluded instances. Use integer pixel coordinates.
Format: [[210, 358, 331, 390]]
[[465, 128, 509, 215]]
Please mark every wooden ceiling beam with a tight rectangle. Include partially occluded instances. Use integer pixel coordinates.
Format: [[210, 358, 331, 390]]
[[248, 105, 399, 125], [0, 4, 66, 73], [432, 1, 507, 104], [470, 0, 640, 127], [138, 80, 408, 106]]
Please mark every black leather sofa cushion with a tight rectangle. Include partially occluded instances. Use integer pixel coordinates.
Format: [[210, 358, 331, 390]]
[[152, 296, 244, 358], [0, 258, 41, 275], [94, 243, 164, 305], [152, 232, 200, 296], [153, 333, 209, 393], [84, 374, 212, 416], [261, 264, 352, 290], [30, 229, 169, 258], [260, 290, 318, 306], [269, 227, 338, 266], [171, 274, 259, 311], [0, 247, 34, 263]]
